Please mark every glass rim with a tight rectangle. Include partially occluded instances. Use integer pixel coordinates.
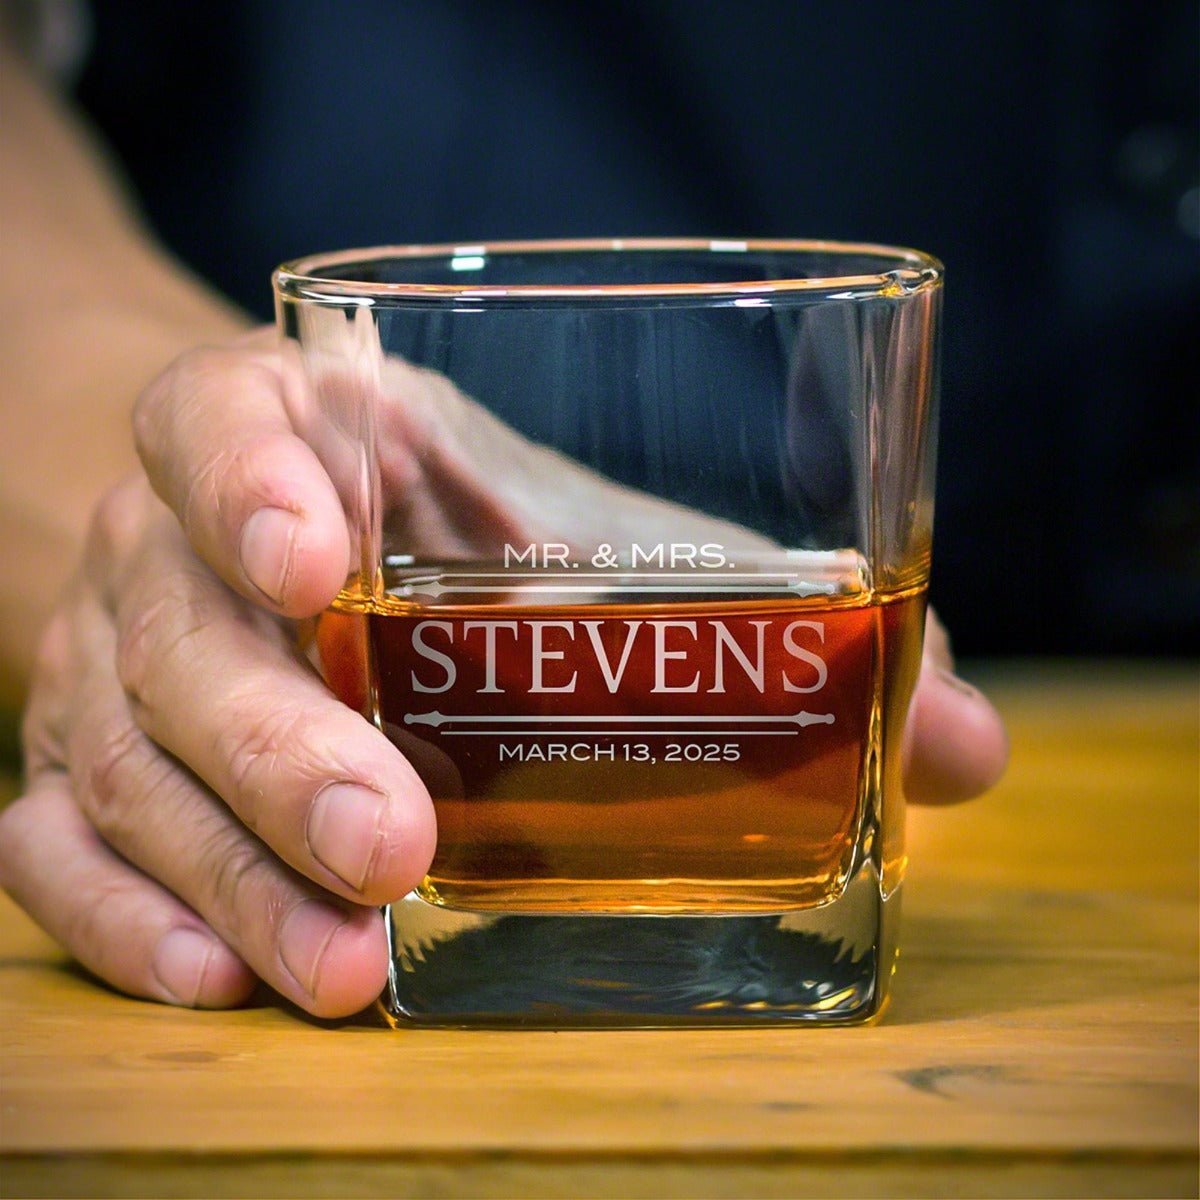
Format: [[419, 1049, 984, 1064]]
[[273, 237, 943, 303]]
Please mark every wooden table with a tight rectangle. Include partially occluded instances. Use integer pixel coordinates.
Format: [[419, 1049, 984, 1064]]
[[2, 663, 1197, 1198]]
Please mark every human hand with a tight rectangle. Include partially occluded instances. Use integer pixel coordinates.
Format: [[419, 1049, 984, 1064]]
[[1, 332, 438, 1017], [0, 331, 1007, 1017]]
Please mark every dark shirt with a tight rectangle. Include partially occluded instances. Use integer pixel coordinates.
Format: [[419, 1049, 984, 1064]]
[[74, 0, 1199, 654]]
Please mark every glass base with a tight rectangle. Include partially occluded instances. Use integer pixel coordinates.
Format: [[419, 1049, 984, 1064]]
[[380, 864, 899, 1027]]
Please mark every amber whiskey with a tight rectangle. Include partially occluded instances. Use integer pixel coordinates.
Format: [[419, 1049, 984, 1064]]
[[318, 569, 925, 916]]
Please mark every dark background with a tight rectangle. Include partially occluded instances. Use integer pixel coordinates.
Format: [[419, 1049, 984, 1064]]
[[72, 0, 1199, 656]]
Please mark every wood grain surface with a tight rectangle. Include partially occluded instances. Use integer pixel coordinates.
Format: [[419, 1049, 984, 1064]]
[[2, 662, 1197, 1198]]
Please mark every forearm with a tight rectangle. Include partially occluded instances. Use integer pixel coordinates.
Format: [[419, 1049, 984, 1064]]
[[0, 45, 249, 702]]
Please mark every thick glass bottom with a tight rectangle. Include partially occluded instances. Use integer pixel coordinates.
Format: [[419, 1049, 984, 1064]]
[[380, 863, 899, 1027]]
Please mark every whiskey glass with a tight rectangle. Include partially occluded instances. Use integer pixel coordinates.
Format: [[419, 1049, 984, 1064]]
[[273, 239, 941, 1026]]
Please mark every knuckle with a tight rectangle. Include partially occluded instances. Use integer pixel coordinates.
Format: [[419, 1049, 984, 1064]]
[[131, 377, 164, 464], [86, 477, 147, 570], [132, 346, 219, 457], [85, 719, 149, 833], [20, 703, 62, 775], [31, 608, 72, 685], [114, 593, 173, 700], [221, 704, 319, 828], [23, 613, 75, 771], [195, 818, 275, 924], [134, 344, 254, 478], [115, 574, 224, 708], [164, 344, 229, 400]]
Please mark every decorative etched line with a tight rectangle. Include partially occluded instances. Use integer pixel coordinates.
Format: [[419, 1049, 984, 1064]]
[[439, 729, 801, 737], [400, 572, 807, 579], [404, 711, 835, 728], [395, 582, 832, 596]]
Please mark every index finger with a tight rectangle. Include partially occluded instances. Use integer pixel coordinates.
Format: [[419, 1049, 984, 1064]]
[[133, 331, 351, 618]]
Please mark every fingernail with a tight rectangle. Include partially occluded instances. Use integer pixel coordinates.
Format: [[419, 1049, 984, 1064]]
[[239, 506, 299, 605], [306, 783, 389, 893], [279, 898, 348, 999], [153, 926, 216, 1006]]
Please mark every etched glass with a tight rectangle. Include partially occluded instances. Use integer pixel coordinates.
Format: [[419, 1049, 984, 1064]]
[[274, 239, 941, 1025]]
